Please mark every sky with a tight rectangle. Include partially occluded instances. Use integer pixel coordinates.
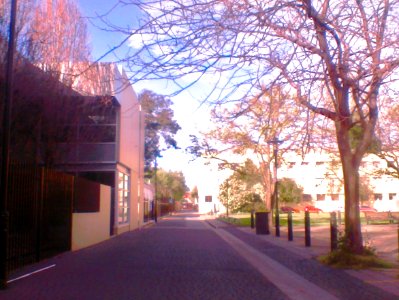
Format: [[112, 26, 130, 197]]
[[77, 0, 213, 190]]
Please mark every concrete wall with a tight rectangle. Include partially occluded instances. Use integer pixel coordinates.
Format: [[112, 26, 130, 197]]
[[113, 66, 145, 231], [71, 184, 111, 251], [196, 158, 230, 215]]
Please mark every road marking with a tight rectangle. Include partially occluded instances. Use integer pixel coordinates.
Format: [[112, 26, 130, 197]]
[[365, 279, 399, 283], [7, 264, 56, 283], [211, 227, 339, 300]]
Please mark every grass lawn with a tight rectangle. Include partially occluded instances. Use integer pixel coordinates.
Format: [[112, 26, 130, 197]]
[[219, 212, 369, 227]]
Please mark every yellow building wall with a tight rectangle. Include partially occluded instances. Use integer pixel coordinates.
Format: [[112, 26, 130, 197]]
[[71, 184, 111, 251]]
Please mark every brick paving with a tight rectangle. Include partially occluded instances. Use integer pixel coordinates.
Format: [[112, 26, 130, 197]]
[[221, 225, 398, 300], [0, 213, 287, 300], [1, 212, 398, 300]]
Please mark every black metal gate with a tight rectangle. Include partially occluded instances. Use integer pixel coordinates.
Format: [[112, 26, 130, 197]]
[[7, 162, 73, 273]]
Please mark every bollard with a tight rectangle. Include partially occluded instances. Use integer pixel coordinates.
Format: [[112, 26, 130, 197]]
[[337, 210, 342, 225], [305, 211, 311, 247], [288, 211, 293, 241], [255, 212, 270, 235], [251, 210, 255, 229], [330, 212, 338, 251], [275, 211, 280, 237]]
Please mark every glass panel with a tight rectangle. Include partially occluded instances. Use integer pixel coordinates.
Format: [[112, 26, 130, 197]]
[[79, 125, 116, 143], [78, 143, 115, 161], [118, 172, 130, 225]]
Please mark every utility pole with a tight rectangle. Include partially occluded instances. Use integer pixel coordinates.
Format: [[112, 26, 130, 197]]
[[1, 0, 17, 289]]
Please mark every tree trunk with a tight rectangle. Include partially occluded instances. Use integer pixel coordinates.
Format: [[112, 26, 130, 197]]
[[261, 161, 273, 229], [337, 121, 364, 254], [341, 154, 363, 253]]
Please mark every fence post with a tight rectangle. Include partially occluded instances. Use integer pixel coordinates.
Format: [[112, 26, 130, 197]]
[[330, 212, 338, 251], [288, 211, 293, 241], [251, 210, 255, 229], [305, 211, 311, 247], [36, 167, 45, 262]]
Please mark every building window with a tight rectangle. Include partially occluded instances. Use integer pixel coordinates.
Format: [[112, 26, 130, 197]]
[[118, 172, 130, 225], [374, 193, 382, 201], [330, 194, 339, 201], [389, 193, 396, 200], [302, 194, 312, 202], [316, 161, 324, 166], [288, 162, 295, 168], [301, 162, 309, 166], [205, 195, 212, 202], [316, 194, 325, 201]]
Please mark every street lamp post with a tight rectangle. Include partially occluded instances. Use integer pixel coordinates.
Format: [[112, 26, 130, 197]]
[[268, 137, 283, 237], [154, 155, 158, 223]]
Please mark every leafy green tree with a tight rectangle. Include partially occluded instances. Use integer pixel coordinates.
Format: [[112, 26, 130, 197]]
[[190, 186, 199, 203], [139, 90, 181, 177], [218, 160, 264, 213], [153, 169, 188, 202], [278, 178, 303, 204]]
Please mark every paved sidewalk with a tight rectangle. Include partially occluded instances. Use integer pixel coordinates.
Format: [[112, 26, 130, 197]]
[[206, 216, 399, 298]]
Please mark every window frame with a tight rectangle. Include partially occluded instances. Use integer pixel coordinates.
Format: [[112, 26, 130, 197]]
[[117, 171, 130, 225]]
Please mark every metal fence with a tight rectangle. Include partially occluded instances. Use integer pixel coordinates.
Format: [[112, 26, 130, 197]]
[[6, 161, 74, 273]]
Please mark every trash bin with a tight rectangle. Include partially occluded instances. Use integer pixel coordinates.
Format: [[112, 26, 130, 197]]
[[255, 212, 270, 235]]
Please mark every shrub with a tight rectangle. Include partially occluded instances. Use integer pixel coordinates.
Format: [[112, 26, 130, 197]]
[[318, 233, 392, 269]]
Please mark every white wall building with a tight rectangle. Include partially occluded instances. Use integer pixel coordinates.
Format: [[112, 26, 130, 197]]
[[195, 149, 399, 214], [279, 151, 399, 212], [196, 158, 233, 215]]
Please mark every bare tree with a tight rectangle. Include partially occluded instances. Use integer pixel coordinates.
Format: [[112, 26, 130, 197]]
[[25, 0, 91, 84], [1, 0, 90, 82], [204, 86, 307, 214], [114, 0, 399, 253], [1, 0, 94, 164], [375, 102, 399, 177]]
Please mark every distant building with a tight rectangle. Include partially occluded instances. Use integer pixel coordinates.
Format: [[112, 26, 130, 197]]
[[279, 151, 399, 212], [196, 158, 231, 215], [195, 149, 399, 214]]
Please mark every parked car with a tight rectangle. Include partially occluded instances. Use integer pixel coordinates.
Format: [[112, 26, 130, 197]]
[[280, 206, 300, 213], [359, 205, 377, 212], [304, 205, 323, 213]]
